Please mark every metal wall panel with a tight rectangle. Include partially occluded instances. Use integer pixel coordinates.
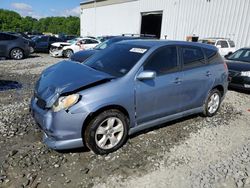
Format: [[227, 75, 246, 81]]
[[81, 0, 250, 48]]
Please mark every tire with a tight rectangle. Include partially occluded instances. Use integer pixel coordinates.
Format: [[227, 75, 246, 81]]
[[203, 89, 221, 117], [10, 48, 24, 60], [84, 109, 129, 155], [63, 49, 73, 58]]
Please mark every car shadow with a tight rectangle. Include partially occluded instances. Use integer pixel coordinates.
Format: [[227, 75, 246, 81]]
[[56, 146, 90, 154], [129, 114, 199, 139], [0, 80, 22, 91], [229, 87, 250, 94], [56, 113, 200, 154], [27, 54, 41, 58]]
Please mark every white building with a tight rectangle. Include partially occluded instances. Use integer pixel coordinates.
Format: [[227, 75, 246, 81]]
[[80, 0, 250, 48]]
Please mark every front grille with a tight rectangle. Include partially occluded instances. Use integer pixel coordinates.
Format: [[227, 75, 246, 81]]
[[36, 98, 47, 109]]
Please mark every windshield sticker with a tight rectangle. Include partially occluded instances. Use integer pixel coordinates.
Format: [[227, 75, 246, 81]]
[[130, 48, 147, 54]]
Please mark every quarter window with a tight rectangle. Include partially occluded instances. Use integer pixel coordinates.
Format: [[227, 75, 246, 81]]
[[204, 48, 217, 59], [144, 46, 178, 75], [182, 47, 205, 68]]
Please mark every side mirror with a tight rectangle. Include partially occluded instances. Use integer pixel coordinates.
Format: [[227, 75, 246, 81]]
[[216, 45, 222, 48], [137, 70, 156, 80]]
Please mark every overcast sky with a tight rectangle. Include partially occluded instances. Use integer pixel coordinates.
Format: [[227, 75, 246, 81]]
[[0, 0, 84, 19]]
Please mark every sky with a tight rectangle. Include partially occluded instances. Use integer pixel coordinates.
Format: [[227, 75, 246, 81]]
[[0, 0, 85, 19]]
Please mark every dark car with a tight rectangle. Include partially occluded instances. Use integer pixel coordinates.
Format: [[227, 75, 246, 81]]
[[71, 36, 154, 62], [32, 35, 64, 53], [7, 32, 36, 53], [226, 48, 250, 91], [0, 32, 31, 60]]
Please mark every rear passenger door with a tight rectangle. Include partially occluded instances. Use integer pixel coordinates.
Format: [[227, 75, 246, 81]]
[[179, 46, 214, 112]]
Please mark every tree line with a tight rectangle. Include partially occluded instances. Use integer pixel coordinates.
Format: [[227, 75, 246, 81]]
[[0, 9, 80, 35]]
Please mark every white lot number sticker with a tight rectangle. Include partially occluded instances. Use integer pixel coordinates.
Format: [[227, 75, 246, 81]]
[[130, 48, 147, 54]]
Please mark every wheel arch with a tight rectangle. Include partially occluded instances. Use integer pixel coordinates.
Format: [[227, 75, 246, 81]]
[[212, 85, 225, 97], [81, 105, 130, 143]]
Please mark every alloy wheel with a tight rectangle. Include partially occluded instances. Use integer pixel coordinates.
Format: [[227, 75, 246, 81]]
[[95, 117, 124, 150]]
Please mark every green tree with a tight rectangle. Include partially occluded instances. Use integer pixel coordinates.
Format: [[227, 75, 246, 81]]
[[0, 9, 80, 35]]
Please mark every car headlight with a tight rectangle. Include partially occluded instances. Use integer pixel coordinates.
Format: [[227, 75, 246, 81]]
[[52, 94, 80, 112], [241, 71, 250, 77]]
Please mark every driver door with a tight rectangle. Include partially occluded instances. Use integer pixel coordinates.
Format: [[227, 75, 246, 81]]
[[135, 46, 182, 125]]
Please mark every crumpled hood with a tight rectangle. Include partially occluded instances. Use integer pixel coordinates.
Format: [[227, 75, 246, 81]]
[[51, 42, 71, 47], [35, 60, 114, 108], [226, 60, 250, 72]]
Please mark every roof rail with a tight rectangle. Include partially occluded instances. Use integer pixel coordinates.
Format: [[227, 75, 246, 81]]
[[121, 33, 156, 38]]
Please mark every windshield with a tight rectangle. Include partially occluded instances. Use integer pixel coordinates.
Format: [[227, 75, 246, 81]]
[[85, 43, 149, 77], [227, 49, 250, 62]]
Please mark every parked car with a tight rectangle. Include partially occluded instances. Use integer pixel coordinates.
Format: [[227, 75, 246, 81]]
[[6, 32, 36, 53], [32, 35, 64, 53], [71, 36, 156, 62], [31, 40, 228, 154], [199, 38, 236, 56], [50, 38, 100, 58], [0, 32, 31, 60], [225, 47, 250, 91]]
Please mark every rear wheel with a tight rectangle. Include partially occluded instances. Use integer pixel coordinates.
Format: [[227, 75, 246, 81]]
[[203, 89, 221, 117], [84, 109, 129, 155], [10, 48, 24, 60], [64, 49, 73, 58]]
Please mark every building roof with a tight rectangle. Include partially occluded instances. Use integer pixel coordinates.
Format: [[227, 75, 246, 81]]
[[80, 0, 137, 8]]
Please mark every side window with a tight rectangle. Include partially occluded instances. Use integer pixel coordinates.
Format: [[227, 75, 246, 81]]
[[144, 46, 178, 75], [0, 33, 5, 41], [228, 40, 235, 48], [0, 33, 16, 41], [90, 39, 99, 44], [49, 37, 58, 42], [218, 40, 229, 48], [182, 46, 205, 68], [37, 37, 48, 43]]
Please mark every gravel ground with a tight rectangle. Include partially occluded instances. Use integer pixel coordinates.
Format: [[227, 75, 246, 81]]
[[0, 54, 249, 188]]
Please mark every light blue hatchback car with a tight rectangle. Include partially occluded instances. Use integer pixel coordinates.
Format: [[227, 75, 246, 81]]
[[31, 40, 228, 154]]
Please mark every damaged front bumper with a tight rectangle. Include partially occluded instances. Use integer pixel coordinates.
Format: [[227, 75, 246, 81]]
[[50, 48, 63, 57], [30, 97, 87, 150]]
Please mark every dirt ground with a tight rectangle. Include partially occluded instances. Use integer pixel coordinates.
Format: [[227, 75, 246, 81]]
[[0, 54, 250, 188]]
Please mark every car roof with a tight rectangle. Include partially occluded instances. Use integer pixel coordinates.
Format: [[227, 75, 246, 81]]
[[117, 40, 218, 50]]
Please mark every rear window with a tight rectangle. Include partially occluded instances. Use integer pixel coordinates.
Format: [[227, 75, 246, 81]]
[[182, 47, 205, 68], [85, 44, 149, 77]]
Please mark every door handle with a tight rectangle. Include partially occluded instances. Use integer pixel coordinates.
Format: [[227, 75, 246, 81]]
[[174, 77, 182, 84], [206, 71, 212, 77]]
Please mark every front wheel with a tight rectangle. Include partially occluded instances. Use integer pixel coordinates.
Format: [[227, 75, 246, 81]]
[[84, 109, 129, 155], [63, 49, 73, 58], [203, 89, 221, 117]]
